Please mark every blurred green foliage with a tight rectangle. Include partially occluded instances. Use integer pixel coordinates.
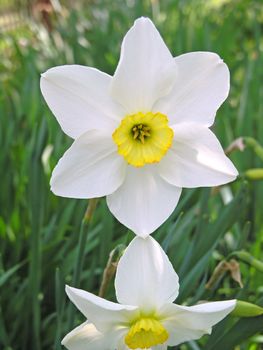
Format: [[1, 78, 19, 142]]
[[0, 0, 263, 349]]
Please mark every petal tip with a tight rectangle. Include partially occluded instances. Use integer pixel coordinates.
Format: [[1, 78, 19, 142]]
[[137, 231, 152, 239], [40, 67, 54, 80], [228, 165, 239, 180], [132, 17, 156, 32], [65, 284, 71, 292], [61, 334, 67, 346], [65, 284, 75, 298], [134, 16, 153, 24], [133, 226, 155, 237], [49, 178, 59, 196], [229, 299, 237, 309]]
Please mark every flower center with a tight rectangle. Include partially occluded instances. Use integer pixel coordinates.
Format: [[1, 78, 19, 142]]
[[125, 317, 169, 349], [132, 124, 151, 143], [112, 112, 174, 167]]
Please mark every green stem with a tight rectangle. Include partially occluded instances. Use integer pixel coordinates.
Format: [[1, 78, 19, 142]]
[[228, 251, 263, 272], [244, 136, 263, 161], [67, 198, 99, 329]]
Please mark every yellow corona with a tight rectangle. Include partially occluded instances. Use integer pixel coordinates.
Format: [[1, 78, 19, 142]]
[[112, 112, 174, 167], [125, 317, 169, 349]]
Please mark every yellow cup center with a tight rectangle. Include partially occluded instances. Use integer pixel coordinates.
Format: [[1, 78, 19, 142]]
[[112, 112, 174, 167], [125, 317, 168, 349]]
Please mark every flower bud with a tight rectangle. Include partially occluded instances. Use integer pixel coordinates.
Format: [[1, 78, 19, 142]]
[[245, 168, 263, 181], [232, 300, 263, 317]]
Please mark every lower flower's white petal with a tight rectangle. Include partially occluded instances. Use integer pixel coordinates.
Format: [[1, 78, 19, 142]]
[[154, 52, 229, 126], [111, 17, 176, 113], [50, 130, 126, 198], [66, 286, 138, 333], [41, 65, 124, 139], [115, 236, 179, 311], [106, 166, 182, 236], [158, 124, 238, 188], [160, 300, 236, 346], [62, 322, 123, 350]]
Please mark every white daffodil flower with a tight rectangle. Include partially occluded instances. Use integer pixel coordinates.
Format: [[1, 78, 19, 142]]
[[62, 236, 236, 350], [40, 17, 238, 237]]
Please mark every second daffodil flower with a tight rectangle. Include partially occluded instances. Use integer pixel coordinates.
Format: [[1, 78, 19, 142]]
[[62, 236, 236, 350], [41, 17, 238, 237]]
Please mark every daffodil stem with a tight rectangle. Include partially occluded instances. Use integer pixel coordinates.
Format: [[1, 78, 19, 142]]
[[67, 198, 99, 329], [228, 251, 263, 272]]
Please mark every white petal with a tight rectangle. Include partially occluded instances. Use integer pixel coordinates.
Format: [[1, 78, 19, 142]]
[[155, 52, 230, 126], [65, 285, 138, 333], [50, 130, 126, 198], [62, 322, 123, 350], [158, 124, 238, 188], [111, 17, 176, 113], [115, 236, 179, 311], [106, 165, 182, 236], [164, 325, 205, 346], [41, 65, 124, 139], [160, 300, 236, 346]]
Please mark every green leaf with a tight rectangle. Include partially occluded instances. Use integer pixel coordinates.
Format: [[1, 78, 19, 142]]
[[207, 315, 263, 350]]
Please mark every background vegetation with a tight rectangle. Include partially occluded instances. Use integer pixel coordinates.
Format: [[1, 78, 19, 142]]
[[0, 0, 263, 349]]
